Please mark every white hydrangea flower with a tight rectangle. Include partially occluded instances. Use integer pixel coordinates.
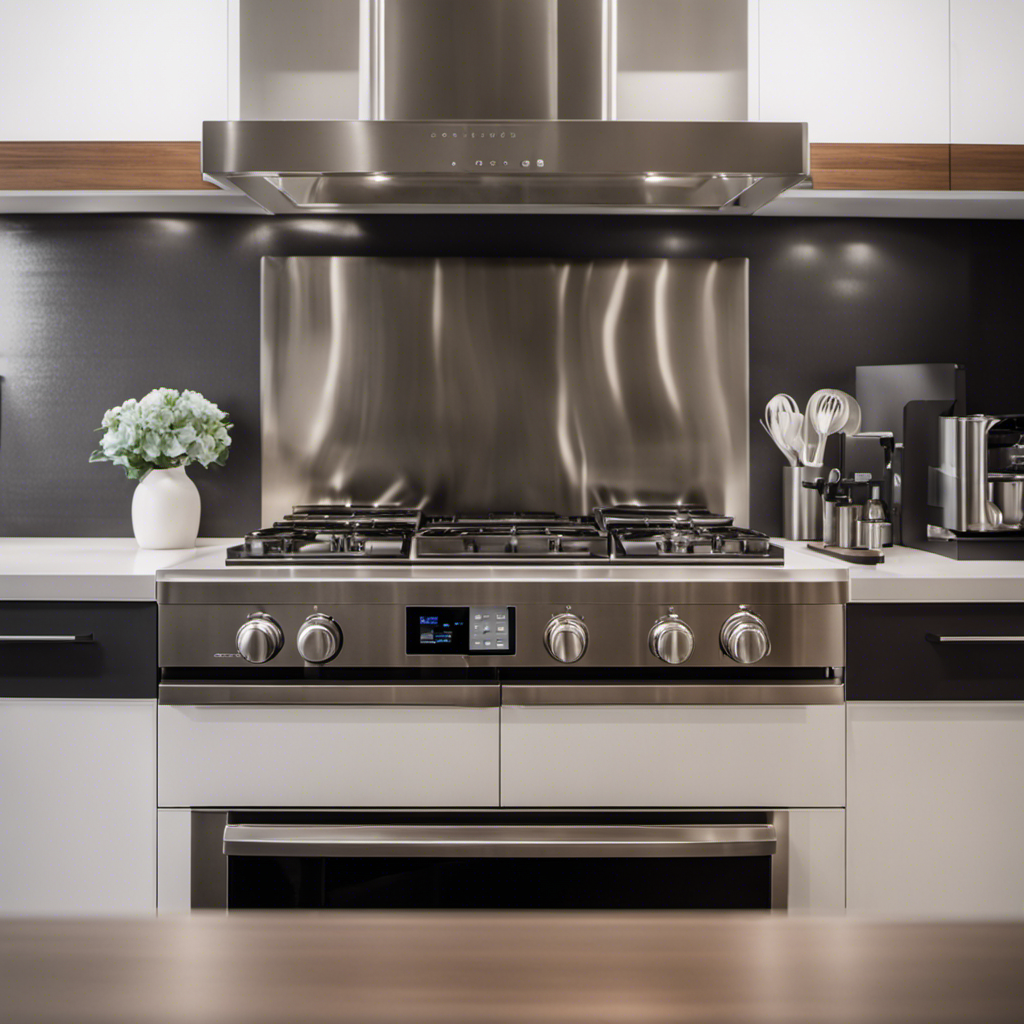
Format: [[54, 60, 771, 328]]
[[89, 388, 232, 480]]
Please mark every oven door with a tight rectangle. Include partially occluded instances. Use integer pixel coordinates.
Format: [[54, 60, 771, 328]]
[[189, 810, 788, 911]]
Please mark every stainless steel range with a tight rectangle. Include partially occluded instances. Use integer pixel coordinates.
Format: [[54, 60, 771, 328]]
[[156, 522, 845, 913], [155, 252, 847, 916], [160, 502, 841, 683]]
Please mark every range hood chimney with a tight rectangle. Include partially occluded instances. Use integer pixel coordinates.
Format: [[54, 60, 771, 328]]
[[203, 0, 807, 214], [367, 0, 615, 121]]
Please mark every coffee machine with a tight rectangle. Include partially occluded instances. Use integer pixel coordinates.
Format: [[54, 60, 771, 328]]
[[903, 406, 1024, 559]]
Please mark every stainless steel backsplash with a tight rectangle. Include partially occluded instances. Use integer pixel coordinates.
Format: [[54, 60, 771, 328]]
[[261, 256, 749, 524]]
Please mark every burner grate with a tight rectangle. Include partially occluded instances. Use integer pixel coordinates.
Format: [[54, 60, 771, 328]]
[[415, 521, 609, 560], [226, 504, 781, 564]]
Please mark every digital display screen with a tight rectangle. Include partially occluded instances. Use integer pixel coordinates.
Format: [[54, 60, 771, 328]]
[[406, 606, 515, 655]]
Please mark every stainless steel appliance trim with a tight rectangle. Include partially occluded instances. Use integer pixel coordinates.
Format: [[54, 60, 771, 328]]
[[0, 634, 94, 643], [500, 683, 844, 706], [159, 683, 501, 708], [221, 822, 777, 859], [156, 576, 849, 606], [924, 634, 1024, 644]]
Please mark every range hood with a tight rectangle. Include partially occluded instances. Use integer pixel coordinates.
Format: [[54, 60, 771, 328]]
[[203, 0, 808, 215]]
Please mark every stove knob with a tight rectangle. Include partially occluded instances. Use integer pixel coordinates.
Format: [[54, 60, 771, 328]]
[[649, 616, 694, 665], [544, 613, 588, 664], [297, 613, 343, 664], [720, 611, 771, 665], [235, 613, 284, 664]]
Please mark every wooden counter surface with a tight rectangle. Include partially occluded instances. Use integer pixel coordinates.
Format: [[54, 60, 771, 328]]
[[2, 912, 1023, 1023]]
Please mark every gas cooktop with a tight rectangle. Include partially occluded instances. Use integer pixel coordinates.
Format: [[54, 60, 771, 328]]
[[226, 505, 783, 565]]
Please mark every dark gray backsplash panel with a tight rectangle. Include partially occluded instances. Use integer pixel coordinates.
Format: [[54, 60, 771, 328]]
[[0, 213, 1015, 537]]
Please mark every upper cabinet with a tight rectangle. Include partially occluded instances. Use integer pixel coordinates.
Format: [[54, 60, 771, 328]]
[[616, 0, 750, 121], [951, 0, 1024, 145], [757, 0, 1024, 194], [0, 0, 229, 141], [950, 0, 1024, 189], [238, 0, 360, 120], [0, 0, 229, 191], [757, 0, 951, 190], [758, 0, 950, 144]]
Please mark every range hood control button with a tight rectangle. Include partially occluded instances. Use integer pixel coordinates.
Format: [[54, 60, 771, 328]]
[[297, 614, 343, 665], [544, 613, 588, 664], [236, 613, 284, 664], [720, 611, 771, 665], [649, 616, 694, 665]]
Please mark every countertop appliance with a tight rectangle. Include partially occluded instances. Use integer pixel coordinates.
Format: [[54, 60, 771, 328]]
[[202, 0, 807, 213], [904, 408, 1024, 559]]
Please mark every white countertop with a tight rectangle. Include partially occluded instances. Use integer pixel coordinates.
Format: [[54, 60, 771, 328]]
[[1, 537, 1023, 603], [778, 540, 1024, 603], [0, 538, 235, 601]]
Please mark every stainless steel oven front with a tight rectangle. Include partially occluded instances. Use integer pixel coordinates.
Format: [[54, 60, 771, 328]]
[[156, 572, 845, 915], [187, 809, 790, 911]]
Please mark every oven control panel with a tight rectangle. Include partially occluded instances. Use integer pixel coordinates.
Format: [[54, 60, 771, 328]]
[[406, 606, 516, 656]]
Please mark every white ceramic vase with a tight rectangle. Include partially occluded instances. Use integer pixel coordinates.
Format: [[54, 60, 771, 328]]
[[131, 467, 201, 549]]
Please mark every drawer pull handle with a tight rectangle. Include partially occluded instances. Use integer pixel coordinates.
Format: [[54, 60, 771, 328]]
[[0, 634, 94, 643], [925, 633, 1024, 644]]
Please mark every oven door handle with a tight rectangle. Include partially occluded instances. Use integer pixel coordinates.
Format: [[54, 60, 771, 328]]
[[222, 823, 777, 859], [500, 683, 844, 706], [158, 683, 500, 708]]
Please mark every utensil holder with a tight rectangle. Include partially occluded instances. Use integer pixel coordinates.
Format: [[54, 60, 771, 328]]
[[783, 466, 823, 540]]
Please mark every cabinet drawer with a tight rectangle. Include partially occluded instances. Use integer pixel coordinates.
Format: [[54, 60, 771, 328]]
[[0, 602, 156, 698], [158, 705, 499, 807], [848, 604, 1024, 701], [500, 705, 845, 808]]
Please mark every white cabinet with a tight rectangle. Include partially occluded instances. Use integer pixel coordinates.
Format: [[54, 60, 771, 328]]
[[758, 0, 950, 143], [158, 705, 499, 807], [616, 0, 750, 121], [0, 1, 229, 141], [501, 704, 845, 808], [239, 0, 360, 120], [0, 699, 156, 915], [951, 0, 1024, 145], [787, 809, 846, 914], [848, 702, 1024, 917]]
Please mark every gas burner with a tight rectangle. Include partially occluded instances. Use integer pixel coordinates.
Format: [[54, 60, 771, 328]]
[[415, 513, 608, 559], [228, 506, 421, 562], [612, 525, 775, 561], [227, 504, 782, 564]]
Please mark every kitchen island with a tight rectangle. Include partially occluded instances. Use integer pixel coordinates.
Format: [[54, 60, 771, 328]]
[[3, 912, 1023, 1023]]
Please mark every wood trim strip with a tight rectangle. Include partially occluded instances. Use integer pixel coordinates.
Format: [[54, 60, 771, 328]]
[[0, 142, 216, 191], [810, 143, 950, 190], [951, 145, 1024, 191]]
